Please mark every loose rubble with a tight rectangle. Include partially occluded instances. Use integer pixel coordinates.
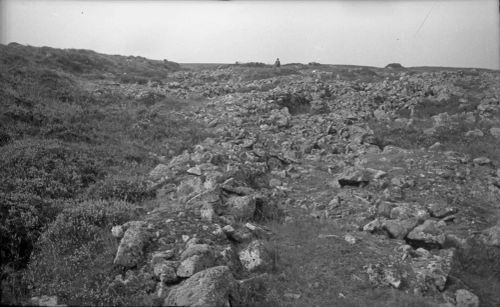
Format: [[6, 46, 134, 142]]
[[74, 64, 500, 306]]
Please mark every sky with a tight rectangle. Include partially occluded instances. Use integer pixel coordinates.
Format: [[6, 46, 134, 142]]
[[0, 0, 499, 69]]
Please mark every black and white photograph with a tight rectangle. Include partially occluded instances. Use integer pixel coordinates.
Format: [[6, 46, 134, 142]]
[[0, 0, 499, 306]]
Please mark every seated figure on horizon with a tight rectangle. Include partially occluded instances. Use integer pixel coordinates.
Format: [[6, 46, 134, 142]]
[[274, 58, 281, 68]]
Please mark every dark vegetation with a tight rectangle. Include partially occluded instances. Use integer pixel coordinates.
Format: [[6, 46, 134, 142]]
[[0, 43, 211, 304]]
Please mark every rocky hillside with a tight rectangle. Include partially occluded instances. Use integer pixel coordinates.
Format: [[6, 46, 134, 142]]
[[1, 44, 500, 306]]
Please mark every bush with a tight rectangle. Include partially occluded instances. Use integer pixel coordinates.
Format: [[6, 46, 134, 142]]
[[0, 139, 103, 198], [24, 200, 140, 306], [86, 176, 155, 203]]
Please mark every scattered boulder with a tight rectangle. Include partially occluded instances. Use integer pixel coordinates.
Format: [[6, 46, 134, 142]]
[[406, 220, 446, 248], [335, 167, 372, 187], [165, 266, 240, 307], [226, 195, 256, 220], [114, 221, 151, 268], [238, 240, 272, 272], [382, 218, 419, 240]]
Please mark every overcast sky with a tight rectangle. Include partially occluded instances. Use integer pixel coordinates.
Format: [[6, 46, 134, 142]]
[[1, 0, 498, 69]]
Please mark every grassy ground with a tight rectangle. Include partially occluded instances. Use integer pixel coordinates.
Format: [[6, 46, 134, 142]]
[[0, 44, 210, 305]]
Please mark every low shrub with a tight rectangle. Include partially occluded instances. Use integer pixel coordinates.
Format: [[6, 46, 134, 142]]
[[86, 176, 154, 203], [23, 200, 140, 306]]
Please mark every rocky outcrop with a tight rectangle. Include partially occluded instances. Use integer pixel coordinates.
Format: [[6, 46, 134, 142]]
[[164, 266, 240, 307]]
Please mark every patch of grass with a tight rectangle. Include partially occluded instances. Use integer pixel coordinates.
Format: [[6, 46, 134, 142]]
[[448, 239, 500, 307], [370, 115, 500, 165], [263, 218, 438, 307], [19, 200, 142, 306], [0, 43, 211, 304]]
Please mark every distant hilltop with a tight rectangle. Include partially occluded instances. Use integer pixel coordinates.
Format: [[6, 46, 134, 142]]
[[2, 42, 181, 77]]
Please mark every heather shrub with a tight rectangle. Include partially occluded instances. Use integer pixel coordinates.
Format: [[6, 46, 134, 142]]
[[86, 175, 154, 203], [24, 200, 140, 306]]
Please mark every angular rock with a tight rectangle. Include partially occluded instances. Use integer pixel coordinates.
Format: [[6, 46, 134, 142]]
[[238, 240, 272, 272], [149, 164, 170, 182], [176, 254, 216, 278], [479, 224, 500, 247], [411, 248, 454, 292], [153, 260, 179, 283], [363, 218, 383, 233], [187, 166, 202, 176], [114, 221, 151, 267], [151, 250, 175, 265], [465, 129, 483, 137], [389, 203, 429, 221], [30, 295, 65, 307], [111, 225, 124, 238], [180, 243, 214, 260], [407, 220, 446, 248], [473, 157, 491, 165], [165, 266, 239, 307], [382, 218, 419, 240], [490, 127, 500, 139], [427, 202, 457, 218], [223, 224, 254, 243], [200, 202, 215, 222], [226, 195, 256, 220], [336, 167, 371, 187], [456, 289, 479, 307], [177, 176, 204, 199]]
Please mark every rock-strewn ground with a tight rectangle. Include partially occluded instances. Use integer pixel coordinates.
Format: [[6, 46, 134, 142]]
[[92, 64, 500, 306], [5, 48, 497, 307]]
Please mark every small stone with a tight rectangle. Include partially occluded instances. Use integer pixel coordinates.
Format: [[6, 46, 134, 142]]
[[153, 260, 179, 283], [427, 202, 457, 218], [465, 129, 483, 137], [480, 224, 500, 247], [489, 127, 500, 139], [363, 219, 382, 233], [284, 293, 301, 300], [111, 225, 124, 238], [344, 234, 356, 244], [200, 203, 215, 222], [176, 254, 215, 278], [180, 244, 213, 260], [269, 178, 282, 187], [455, 289, 479, 307], [187, 166, 202, 176], [30, 295, 64, 307], [151, 250, 175, 265], [473, 157, 491, 165]]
